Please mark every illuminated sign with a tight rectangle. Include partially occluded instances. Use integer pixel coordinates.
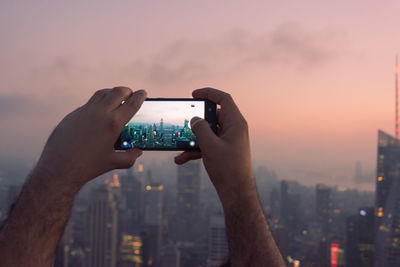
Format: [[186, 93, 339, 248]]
[[331, 243, 339, 267]]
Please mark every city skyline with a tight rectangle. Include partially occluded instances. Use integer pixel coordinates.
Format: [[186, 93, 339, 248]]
[[0, 147, 383, 266], [119, 119, 198, 149], [129, 101, 204, 127]]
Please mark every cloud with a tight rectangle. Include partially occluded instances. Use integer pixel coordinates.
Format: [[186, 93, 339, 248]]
[[0, 93, 50, 118], [127, 24, 347, 86]]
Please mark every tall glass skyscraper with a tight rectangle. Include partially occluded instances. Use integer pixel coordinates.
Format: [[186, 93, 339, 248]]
[[84, 185, 118, 267], [175, 160, 201, 242], [143, 183, 164, 266], [374, 130, 400, 266]]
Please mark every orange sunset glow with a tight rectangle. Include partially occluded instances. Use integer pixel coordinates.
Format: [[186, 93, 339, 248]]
[[1, 1, 400, 189]]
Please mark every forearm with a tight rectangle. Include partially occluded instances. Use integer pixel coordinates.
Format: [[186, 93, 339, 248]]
[[0, 166, 80, 266], [219, 176, 285, 267]]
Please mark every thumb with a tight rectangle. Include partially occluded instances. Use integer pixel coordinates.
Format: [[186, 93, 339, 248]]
[[190, 117, 218, 150], [112, 148, 143, 169]]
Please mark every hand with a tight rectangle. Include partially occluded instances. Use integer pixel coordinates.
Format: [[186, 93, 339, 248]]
[[175, 88, 253, 205], [35, 87, 147, 189]]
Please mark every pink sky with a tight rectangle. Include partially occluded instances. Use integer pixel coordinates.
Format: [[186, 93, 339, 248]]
[[1, 0, 400, 188]]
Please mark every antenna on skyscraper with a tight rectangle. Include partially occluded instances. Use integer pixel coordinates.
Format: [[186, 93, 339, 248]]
[[396, 55, 399, 139]]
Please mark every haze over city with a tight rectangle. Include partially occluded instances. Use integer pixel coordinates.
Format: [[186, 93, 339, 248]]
[[1, 1, 400, 189]]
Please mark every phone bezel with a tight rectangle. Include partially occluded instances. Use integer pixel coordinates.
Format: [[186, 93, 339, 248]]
[[114, 98, 217, 151]]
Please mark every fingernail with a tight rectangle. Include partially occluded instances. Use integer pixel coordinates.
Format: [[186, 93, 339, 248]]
[[137, 89, 147, 98], [190, 116, 202, 128]]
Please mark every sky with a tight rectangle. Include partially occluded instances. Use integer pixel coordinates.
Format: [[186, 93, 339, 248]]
[[1, 0, 400, 189]]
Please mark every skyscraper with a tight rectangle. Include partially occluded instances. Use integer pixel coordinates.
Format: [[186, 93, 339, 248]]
[[276, 180, 289, 256], [175, 160, 201, 242], [316, 183, 332, 234], [54, 219, 74, 267], [280, 180, 289, 222], [207, 214, 228, 267], [119, 234, 143, 267], [374, 130, 400, 266], [84, 185, 118, 267], [345, 207, 374, 267], [315, 184, 332, 267], [143, 183, 164, 267], [120, 169, 144, 234]]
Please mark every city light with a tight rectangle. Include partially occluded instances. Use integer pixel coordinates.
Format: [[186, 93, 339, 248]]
[[138, 164, 144, 172]]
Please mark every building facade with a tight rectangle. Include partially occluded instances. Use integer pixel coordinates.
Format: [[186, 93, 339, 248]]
[[374, 130, 400, 266]]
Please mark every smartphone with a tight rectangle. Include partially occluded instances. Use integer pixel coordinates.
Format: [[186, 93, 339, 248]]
[[114, 98, 217, 151]]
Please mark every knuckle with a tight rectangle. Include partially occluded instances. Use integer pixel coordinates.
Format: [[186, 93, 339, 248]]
[[93, 89, 108, 98], [88, 89, 108, 104], [113, 86, 131, 96], [224, 92, 233, 101], [94, 89, 105, 97]]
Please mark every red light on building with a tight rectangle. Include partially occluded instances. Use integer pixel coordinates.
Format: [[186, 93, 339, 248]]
[[331, 243, 339, 267]]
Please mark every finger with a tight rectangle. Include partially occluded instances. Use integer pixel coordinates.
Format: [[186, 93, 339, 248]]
[[115, 89, 147, 123], [192, 87, 240, 115], [174, 151, 202, 165], [216, 108, 223, 128], [111, 148, 143, 169], [217, 124, 222, 136], [87, 88, 112, 104], [190, 116, 219, 150], [102, 86, 133, 110]]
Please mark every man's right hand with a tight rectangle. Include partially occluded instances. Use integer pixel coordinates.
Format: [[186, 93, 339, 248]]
[[174, 87, 254, 207], [176, 88, 285, 267]]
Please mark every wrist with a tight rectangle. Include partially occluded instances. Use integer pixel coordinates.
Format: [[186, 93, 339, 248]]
[[29, 163, 83, 199], [215, 173, 260, 211]]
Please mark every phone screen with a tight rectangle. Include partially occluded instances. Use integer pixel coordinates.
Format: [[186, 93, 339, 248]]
[[116, 99, 207, 150]]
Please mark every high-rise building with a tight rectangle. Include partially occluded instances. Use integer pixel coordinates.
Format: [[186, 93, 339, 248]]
[[175, 160, 201, 242], [354, 161, 364, 183], [316, 184, 332, 234], [269, 187, 280, 220], [346, 207, 374, 267], [277, 180, 289, 256], [280, 181, 289, 222], [84, 185, 118, 267], [159, 244, 181, 267], [142, 183, 164, 267], [315, 184, 332, 267], [119, 234, 143, 267], [207, 214, 228, 267], [374, 130, 400, 266], [120, 169, 144, 234]]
